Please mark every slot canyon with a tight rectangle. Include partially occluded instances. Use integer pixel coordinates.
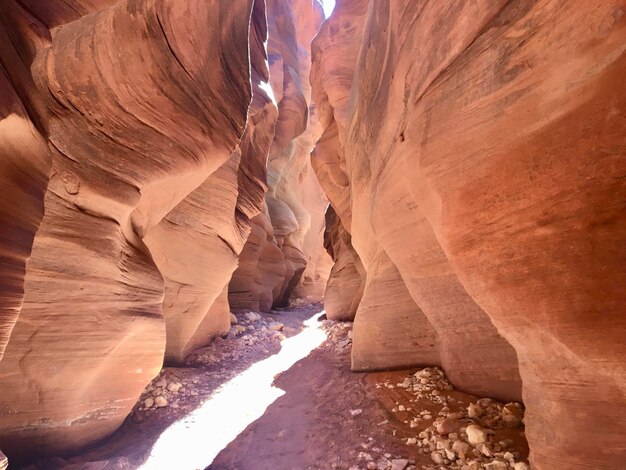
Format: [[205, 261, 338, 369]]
[[0, 0, 624, 469]]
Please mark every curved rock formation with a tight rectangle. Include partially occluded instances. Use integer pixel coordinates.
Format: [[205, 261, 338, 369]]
[[0, 0, 262, 460], [143, 0, 278, 364], [0, 13, 51, 361], [312, 0, 626, 468]]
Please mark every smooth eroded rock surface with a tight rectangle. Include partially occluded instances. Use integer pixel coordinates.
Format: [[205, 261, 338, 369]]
[[312, 0, 626, 468], [0, 0, 258, 459]]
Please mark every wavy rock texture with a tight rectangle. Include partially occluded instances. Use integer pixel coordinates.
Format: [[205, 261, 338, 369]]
[[143, 0, 278, 365], [0, 9, 51, 361], [312, 0, 626, 468], [310, 0, 368, 321], [321, 207, 364, 321], [0, 0, 262, 459], [229, 0, 329, 311]]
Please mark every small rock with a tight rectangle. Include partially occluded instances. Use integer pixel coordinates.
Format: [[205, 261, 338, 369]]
[[434, 417, 462, 435], [484, 460, 508, 470], [467, 403, 484, 418], [155, 378, 167, 388], [512, 463, 530, 470], [430, 452, 445, 465], [398, 378, 412, 388], [350, 409, 363, 416], [452, 440, 470, 459], [154, 396, 168, 407], [269, 322, 284, 331], [167, 382, 183, 393], [502, 403, 523, 427], [231, 325, 246, 336], [244, 311, 261, 322], [230, 313, 238, 324], [465, 424, 487, 445], [143, 397, 154, 408], [406, 438, 417, 445], [367, 462, 377, 470], [390, 459, 409, 470]]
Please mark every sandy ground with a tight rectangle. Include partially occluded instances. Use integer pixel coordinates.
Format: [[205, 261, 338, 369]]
[[23, 303, 528, 470]]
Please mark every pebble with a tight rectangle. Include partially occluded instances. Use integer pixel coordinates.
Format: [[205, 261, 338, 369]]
[[484, 460, 508, 470], [167, 382, 183, 392], [154, 396, 168, 407], [231, 325, 246, 336], [155, 378, 167, 388], [502, 403, 523, 427], [350, 409, 363, 416], [269, 322, 284, 331], [467, 403, 484, 418], [465, 424, 487, 445], [367, 462, 377, 470], [244, 312, 261, 322], [390, 459, 409, 470], [430, 451, 445, 465], [230, 313, 238, 324], [143, 397, 154, 408]]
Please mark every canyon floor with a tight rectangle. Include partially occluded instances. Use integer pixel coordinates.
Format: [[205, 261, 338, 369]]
[[26, 303, 529, 470]]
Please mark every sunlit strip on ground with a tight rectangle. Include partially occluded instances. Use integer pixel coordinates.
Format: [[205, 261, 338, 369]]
[[139, 311, 327, 470]]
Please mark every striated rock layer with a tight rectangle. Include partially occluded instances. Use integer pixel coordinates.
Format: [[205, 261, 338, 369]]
[[0, 0, 271, 460], [311, 0, 625, 468]]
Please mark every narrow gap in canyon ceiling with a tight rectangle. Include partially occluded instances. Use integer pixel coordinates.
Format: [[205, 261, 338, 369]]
[[0, 1, 623, 470]]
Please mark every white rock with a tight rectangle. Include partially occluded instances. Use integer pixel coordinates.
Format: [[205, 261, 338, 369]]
[[367, 462, 377, 470], [465, 424, 487, 445], [452, 440, 469, 459], [502, 403, 523, 427], [143, 397, 154, 408], [350, 409, 363, 416], [398, 378, 412, 388], [167, 382, 183, 392], [155, 378, 167, 388], [269, 322, 284, 331], [512, 463, 530, 470], [231, 325, 246, 336], [467, 403, 484, 418], [484, 460, 508, 470], [390, 459, 409, 470], [430, 452, 444, 465], [230, 313, 238, 324], [244, 311, 261, 322], [406, 437, 417, 445], [154, 396, 168, 407]]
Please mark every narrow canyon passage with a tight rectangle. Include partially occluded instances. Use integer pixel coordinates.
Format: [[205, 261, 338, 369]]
[[0, 0, 624, 469]]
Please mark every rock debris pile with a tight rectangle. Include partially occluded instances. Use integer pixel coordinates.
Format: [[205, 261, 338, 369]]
[[374, 368, 528, 470], [320, 319, 353, 351]]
